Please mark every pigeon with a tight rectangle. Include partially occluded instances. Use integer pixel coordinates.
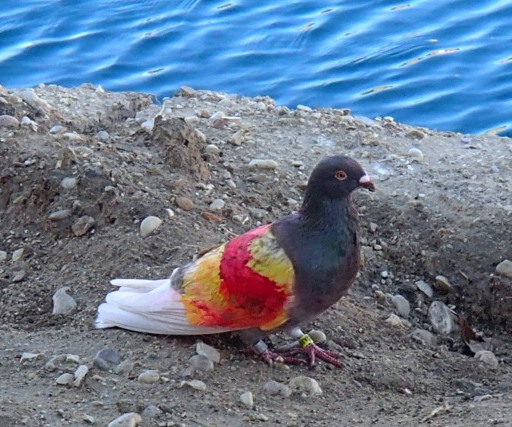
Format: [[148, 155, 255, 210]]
[[96, 155, 375, 367]]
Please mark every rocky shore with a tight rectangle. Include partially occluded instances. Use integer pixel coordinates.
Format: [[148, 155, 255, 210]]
[[0, 84, 511, 426]]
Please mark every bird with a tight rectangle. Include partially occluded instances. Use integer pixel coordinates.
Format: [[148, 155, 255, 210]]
[[96, 155, 375, 368]]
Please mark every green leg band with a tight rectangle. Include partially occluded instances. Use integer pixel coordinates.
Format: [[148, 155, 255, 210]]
[[299, 334, 314, 348]]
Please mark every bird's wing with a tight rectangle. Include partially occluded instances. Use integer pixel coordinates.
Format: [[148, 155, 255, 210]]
[[176, 224, 296, 331]]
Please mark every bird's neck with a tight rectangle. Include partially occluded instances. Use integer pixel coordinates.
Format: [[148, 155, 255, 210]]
[[299, 192, 356, 231]]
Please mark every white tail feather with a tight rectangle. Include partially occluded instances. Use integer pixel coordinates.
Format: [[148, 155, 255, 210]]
[[96, 278, 232, 335]]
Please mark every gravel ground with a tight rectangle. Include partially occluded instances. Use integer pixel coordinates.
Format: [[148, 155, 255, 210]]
[[0, 84, 511, 426]]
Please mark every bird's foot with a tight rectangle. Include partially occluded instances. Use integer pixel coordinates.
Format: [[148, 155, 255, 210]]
[[280, 342, 344, 368], [250, 340, 306, 366]]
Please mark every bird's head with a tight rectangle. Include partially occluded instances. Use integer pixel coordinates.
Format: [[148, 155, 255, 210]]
[[306, 155, 375, 199]]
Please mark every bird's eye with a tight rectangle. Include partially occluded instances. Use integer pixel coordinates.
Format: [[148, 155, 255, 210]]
[[334, 170, 347, 180]]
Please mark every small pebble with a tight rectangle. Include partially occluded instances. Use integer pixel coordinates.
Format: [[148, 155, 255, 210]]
[[428, 301, 454, 335], [434, 275, 453, 293], [180, 379, 207, 391], [12, 270, 26, 283], [94, 348, 121, 370], [296, 104, 312, 112], [0, 250, 7, 263], [0, 114, 19, 128], [474, 350, 499, 369], [408, 147, 424, 161], [48, 209, 72, 221], [201, 211, 223, 222], [12, 248, 24, 262], [138, 370, 160, 384], [209, 198, 225, 211], [229, 130, 245, 146], [288, 376, 322, 395], [175, 196, 195, 211], [56, 373, 74, 386], [97, 130, 110, 141], [410, 329, 437, 347], [140, 216, 162, 237], [204, 144, 221, 155], [240, 391, 254, 408], [308, 329, 327, 343], [369, 222, 378, 233], [196, 342, 221, 363], [141, 405, 161, 419], [415, 280, 434, 298], [209, 111, 225, 121], [189, 354, 214, 372], [52, 287, 77, 315], [61, 177, 77, 189], [496, 259, 512, 279], [248, 159, 279, 170], [115, 359, 135, 377], [72, 215, 95, 237], [385, 313, 405, 327], [83, 414, 95, 424], [66, 354, 80, 364], [49, 125, 67, 134], [73, 365, 89, 387], [20, 352, 43, 363], [263, 380, 292, 397], [391, 294, 410, 317], [108, 412, 142, 427]]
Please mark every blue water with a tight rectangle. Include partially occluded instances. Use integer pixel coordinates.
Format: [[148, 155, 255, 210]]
[[1, 0, 512, 136]]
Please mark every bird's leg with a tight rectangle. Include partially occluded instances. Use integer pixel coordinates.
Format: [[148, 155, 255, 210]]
[[278, 327, 344, 368], [250, 340, 306, 366]]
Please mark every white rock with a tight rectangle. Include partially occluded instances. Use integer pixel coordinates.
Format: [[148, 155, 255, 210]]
[[180, 379, 207, 391], [12, 248, 24, 262], [0, 251, 7, 263], [385, 313, 405, 327], [296, 104, 312, 112], [49, 125, 67, 134], [474, 350, 499, 369], [240, 391, 254, 408], [415, 280, 434, 298], [289, 376, 322, 395], [140, 216, 162, 237], [73, 365, 89, 387], [66, 354, 80, 364], [141, 119, 154, 132], [138, 370, 160, 384], [189, 355, 214, 372], [408, 147, 424, 161], [108, 412, 142, 427], [97, 130, 110, 141], [20, 352, 43, 363], [209, 111, 225, 121], [61, 177, 77, 189], [48, 209, 72, 221], [391, 294, 410, 317], [209, 199, 225, 211], [52, 287, 77, 315], [428, 301, 454, 335], [196, 341, 221, 363], [410, 329, 437, 347], [248, 159, 279, 170], [434, 275, 453, 292], [263, 380, 292, 397], [308, 329, 327, 343], [496, 260, 512, 278], [56, 373, 74, 386], [204, 144, 221, 155]]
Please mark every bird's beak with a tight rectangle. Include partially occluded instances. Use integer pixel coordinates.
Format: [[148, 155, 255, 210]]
[[359, 174, 375, 192]]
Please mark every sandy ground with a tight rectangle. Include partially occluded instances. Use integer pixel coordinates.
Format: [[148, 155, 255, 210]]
[[0, 84, 511, 427]]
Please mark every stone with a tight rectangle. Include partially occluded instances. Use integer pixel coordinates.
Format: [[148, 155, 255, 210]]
[[189, 355, 214, 372], [196, 341, 221, 363], [108, 412, 142, 427], [391, 294, 410, 317], [141, 405, 160, 419], [49, 125, 67, 134], [73, 365, 89, 387], [434, 275, 453, 293], [12, 270, 26, 283], [496, 260, 512, 278], [48, 209, 72, 221], [52, 287, 77, 315], [72, 216, 95, 237], [408, 147, 424, 161], [20, 352, 43, 363], [385, 313, 405, 327], [411, 329, 437, 347], [56, 373, 75, 386], [240, 391, 254, 408], [229, 130, 246, 146], [97, 130, 110, 141], [175, 196, 195, 211], [201, 211, 223, 222], [263, 380, 292, 397], [115, 359, 135, 377], [415, 280, 434, 298], [0, 251, 7, 263], [204, 144, 221, 155], [12, 248, 24, 262], [61, 177, 77, 189], [289, 376, 322, 395], [94, 348, 121, 370], [248, 159, 279, 170], [140, 216, 162, 237], [428, 301, 454, 335], [138, 370, 160, 384], [209, 198, 225, 211], [180, 379, 207, 391], [474, 350, 499, 369], [0, 115, 19, 128], [308, 329, 327, 343]]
